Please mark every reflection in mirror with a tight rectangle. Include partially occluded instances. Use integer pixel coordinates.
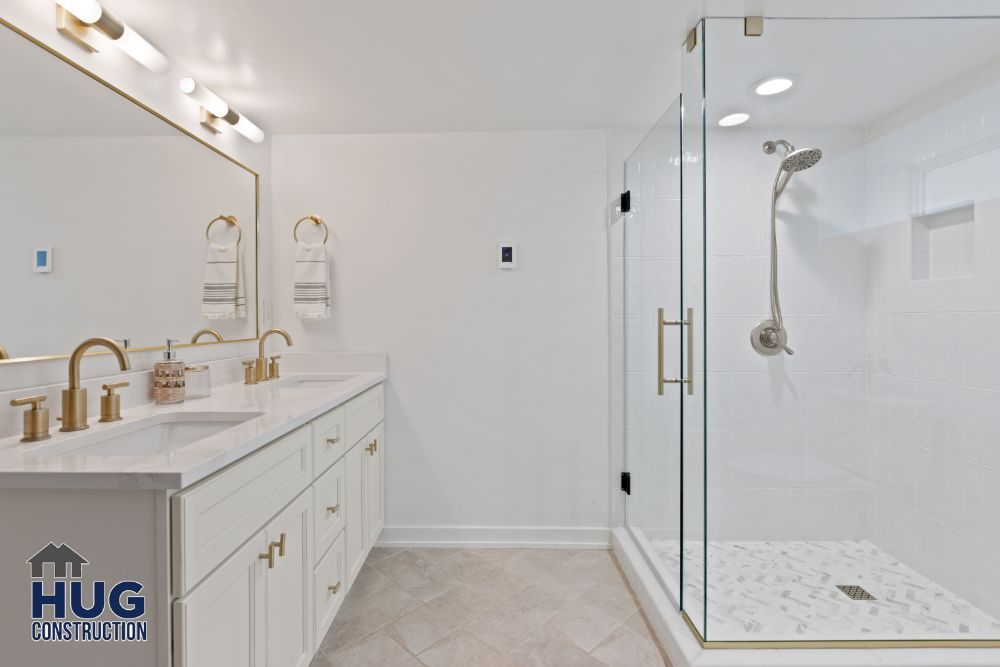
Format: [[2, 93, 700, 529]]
[[0, 22, 258, 363]]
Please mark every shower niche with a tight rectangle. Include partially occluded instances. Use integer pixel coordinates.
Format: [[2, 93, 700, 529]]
[[619, 15, 1000, 650]]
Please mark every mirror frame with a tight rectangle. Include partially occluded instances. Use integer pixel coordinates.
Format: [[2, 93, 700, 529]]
[[0, 18, 261, 365]]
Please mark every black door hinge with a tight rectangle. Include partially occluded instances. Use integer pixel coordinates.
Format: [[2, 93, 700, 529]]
[[620, 472, 631, 495], [620, 190, 631, 213]]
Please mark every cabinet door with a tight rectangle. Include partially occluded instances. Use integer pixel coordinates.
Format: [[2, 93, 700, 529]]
[[173, 531, 267, 667], [264, 491, 313, 667], [344, 440, 366, 588], [314, 458, 345, 561], [363, 424, 385, 549]]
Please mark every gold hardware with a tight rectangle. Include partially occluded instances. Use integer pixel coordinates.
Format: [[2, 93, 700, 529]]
[[293, 215, 329, 244], [328, 582, 342, 594], [190, 329, 223, 344], [365, 442, 375, 455], [326, 436, 340, 445], [0, 345, 9, 360], [0, 18, 262, 368], [10, 395, 50, 443], [61, 338, 131, 432], [744, 16, 764, 37], [685, 26, 698, 52], [243, 360, 257, 385], [268, 355, 281, 380], [327, 505, 340, 514], [99, 381, 129, 422], [199, 107, 225, 134], [273, 533, 286, 558], [206, 214, 241, 245], [657, 308, 694, 397], [373, 438, 379, 453], [259, 547, 275, 569], [56, 6, 101, 52], [256, 329, 293, 382]]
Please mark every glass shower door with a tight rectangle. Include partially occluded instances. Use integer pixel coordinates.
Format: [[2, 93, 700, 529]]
[[623, 95, 700, 609]]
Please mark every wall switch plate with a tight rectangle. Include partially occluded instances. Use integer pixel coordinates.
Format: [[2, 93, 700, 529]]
[[498, 242, 517, 269], [33, 247, 52, 273]]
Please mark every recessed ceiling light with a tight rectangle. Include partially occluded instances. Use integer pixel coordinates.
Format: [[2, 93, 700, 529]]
[[754, 76, 794, 96], [718, 113, 750, 127]]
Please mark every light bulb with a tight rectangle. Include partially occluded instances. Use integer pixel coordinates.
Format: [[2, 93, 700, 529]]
[[178, 77, 229, 118], [754, 77, 794, 96], [232, 114, 265, 144], [115, 25, 169, 74], [718, 113, 750, 127], [55, 0, 102, 24]]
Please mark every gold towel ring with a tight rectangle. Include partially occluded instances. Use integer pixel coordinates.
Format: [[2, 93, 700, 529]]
[[206, 215, 242, 244], [293, 215, 328, 244]]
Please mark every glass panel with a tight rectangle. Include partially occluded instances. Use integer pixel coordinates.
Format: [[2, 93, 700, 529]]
[[681, 19, 708, 637], [623, 97, 683, 605], [702, 16, 1000, 643]]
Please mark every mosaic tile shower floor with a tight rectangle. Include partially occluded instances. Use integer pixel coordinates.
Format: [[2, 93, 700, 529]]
[[651, 539, 1000, 642]]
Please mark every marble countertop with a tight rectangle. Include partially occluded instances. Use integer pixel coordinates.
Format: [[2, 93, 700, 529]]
[[0, 369, 385, 490]]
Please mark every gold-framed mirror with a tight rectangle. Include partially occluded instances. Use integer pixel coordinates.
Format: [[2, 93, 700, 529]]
[[0, 18, 260, 365]]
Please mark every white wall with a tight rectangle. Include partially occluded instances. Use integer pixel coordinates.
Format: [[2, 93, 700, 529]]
[[271, 131, 611, 547], [861, 61, 1000, 618], [0, 2, 271, 393]]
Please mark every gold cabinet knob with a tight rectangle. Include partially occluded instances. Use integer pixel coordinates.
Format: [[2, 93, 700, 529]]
[[326, 436, 340, 445], [326, 505, 340, 514], [328, 581, 342, 594], [10, 395, 50, 443]]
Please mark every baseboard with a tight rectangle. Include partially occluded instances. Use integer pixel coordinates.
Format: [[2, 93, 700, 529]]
[[376, 525, 610, 549]]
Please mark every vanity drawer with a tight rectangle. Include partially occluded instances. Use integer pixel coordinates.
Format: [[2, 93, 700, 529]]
[[312, 405, 346, 475], [346, 384, 384, 448], [313, 530, 347, 650], [172, 426, 312, 596], [313, 458, 345, 560]]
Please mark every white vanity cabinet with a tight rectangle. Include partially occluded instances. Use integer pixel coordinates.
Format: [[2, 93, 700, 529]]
[[171, 382, 385, 667]]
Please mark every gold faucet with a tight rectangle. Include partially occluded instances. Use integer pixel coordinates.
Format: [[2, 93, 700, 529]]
[[0, 344, 9, 360], [256, 328, 292, 382], [191, 329, 223, 344], [61, 338, 131, 432]]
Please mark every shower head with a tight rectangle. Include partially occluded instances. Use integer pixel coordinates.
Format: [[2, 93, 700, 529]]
[[781, 147, 823, 173]]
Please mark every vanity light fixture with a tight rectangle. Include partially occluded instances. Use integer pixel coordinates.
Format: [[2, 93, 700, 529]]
[[55, 0, 169, 74], [179, 76, 266, 144], [753, 76, 795, 96], [718, 112, 750, 127]]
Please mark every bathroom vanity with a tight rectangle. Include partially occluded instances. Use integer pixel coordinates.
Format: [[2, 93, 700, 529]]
[[0, 363, 386, 667]]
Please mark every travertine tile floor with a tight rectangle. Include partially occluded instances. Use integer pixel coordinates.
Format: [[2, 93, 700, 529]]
[[310, 547, 671, 666]]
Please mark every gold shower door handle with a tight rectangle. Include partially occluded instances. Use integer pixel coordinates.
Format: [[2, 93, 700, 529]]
[[657, 307, 694, 397]]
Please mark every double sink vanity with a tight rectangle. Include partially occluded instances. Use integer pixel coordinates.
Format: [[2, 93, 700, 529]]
[[0, 351, 387, 667]]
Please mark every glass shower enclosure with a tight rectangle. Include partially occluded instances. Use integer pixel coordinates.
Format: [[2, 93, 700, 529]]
[[621, 16, 1000, 647]]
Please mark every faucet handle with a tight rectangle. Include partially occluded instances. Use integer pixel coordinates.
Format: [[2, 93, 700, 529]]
[[242, 359, 257, 385], [9, 395, 50, 443], [99, 382, 129, 423], [268, 355, 282, 380]]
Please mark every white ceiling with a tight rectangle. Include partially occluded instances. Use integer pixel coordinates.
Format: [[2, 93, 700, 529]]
[[98, 0, 693, 135]]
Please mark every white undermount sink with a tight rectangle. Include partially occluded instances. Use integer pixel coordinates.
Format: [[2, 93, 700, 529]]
[[272, 373, 356, 389], [28, 411, 263, 458]]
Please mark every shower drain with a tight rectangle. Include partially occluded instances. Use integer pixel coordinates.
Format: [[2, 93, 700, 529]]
[[837, 585, 876, 601]]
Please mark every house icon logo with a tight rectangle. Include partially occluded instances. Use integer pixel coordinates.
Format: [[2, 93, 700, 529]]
[[26, 542, 148, 643], [26, 542, 89, 579]]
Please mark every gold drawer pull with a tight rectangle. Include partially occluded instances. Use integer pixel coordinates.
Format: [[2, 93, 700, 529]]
[[259, 547, 275, 569], [273, 532, 286, 558], [328, 581, 342, 594], [327, 504, 340, 514], [326, 436, 340, 445], [365, 442, 375, 454], [373, 438, 379, 453]]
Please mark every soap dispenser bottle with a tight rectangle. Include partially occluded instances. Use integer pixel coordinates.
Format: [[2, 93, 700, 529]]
[[153, 339, 186, 404]]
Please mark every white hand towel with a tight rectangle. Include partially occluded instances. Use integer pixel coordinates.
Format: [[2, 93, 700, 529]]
[[201, 242, 246, 320], [293, 241, 331, 321]]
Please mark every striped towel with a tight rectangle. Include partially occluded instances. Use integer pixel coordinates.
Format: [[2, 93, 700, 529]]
[[293, 241, 331, 321], [201, 242, 246, 320]]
